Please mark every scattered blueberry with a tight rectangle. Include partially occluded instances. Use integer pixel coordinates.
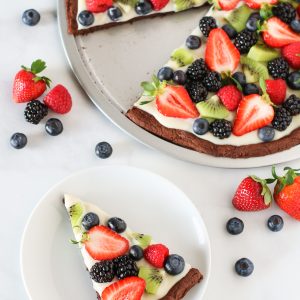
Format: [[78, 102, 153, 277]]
[[173, 70, 187, 85], [193, 118, 209, 135], [235, 258, 254, 277], [232, 72, 246, 87], [267, 215, 284, 232], [290, 19, 300, 33], [157, 67, 173, 81], [258, 126, 275, 142], [108, 7, 122, 21], [135, 0, 153, 15], [246, 18, 258, 32], [226, 217, 244, 235], [287, 71, 300, 90], [10, 133, 27, 149], [243, 83, 259, 95], [129, 245, 144, 261], [164, 254, 185, 275], [82, 213, 100, 230], [186, 35, 201, 49], [107, 217, 127, 233], [95, 142, 113, 159], [78, 10, 94, 26], [222, 24, 237, 39], [45, 118, 63, 136], [22, 9, 40, 26]]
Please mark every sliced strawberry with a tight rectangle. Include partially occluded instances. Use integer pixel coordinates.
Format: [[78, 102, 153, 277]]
[[156, 85, 199, 118], [86, 0, 113, 13], [205, 28, 240, 74], [84, 225, 129, 260], [233, 94, 274, 136], [282, 42, 300, 69], [244, 0, 277, 9], [218, 0, 240, 10], [102, 277, 146, 300], [150, 0, 169, 10], [266, 79, 286, 105], [263, 17, 300, 48]]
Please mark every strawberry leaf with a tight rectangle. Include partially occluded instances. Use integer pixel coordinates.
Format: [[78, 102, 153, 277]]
[[140, 99, 154, 105], [250, 175, 273, 205], [31, 59, 47, 74]]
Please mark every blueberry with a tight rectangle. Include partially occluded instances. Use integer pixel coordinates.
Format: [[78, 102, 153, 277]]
[[164, 254, 185, 275], [78, 10, 94, 26], [287, 71, 300, 90], [226, 217, 244, 235], [22, 9, 40, 26], [246, 18, 258, 32], [82, 213, 100, 230], [193, 119, 209, 135], [249, 12, 263, 22], [258, 126, 275, 142], [129, 245, 144, 261], [232, 72, 246, 87], [107, 217, 127, 233], [45, 118, 63, 136], [267, 215, 284, 232], [135, 0, 153, 15], [243, 83, 259, 95], [10, 133, 27, 149], [186, 35, 201, 49], [108, 7, 122, 21], [95, 142, 113, 159], [222, 24, 237, 39], [173, 70, 187, 85], [157, 67, 173, 81], [235, 258, 254, 277], [290, 20, 300, 33]]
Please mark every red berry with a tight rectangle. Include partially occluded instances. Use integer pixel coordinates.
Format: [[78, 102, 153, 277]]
[[86, 0, 113, 12], [282, 42, 300, 70], [266, 79, 287, 105], [149, 0, 169, 10], [217, 85, 242, 111], [244, 0, 277, 9], [144, 244, 169, 268], [218, 0, 240, 10]]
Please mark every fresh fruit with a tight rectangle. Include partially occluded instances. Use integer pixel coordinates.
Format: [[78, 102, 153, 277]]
[[69, 203, 84, 227], [107, 7, 122, 21], [272, 3, 296, 24], [95, 142, 113, 159], [170, 48, 194, 67], [262, 17, 300, 48], [205, 28, 240, 73], [150, 0, 169, 10], [267, 215, 284, 232], [226, 217, 244, 235], [234, 29, 258, 54], [217, 85, 242, 111], [82, 212, 100, 230], [186, 81, 208, 103], [22, 9, 40, 26], [157, 67, 173, 81], [265, 79, 286, 105], [247, 44, 280, 62], [272, 107, 292, 131], [241, 56, 269, 83], [232, 176, 272, 211], [282, 42, 300, 69], [258, 126, 275, 142], [130, 232, 152, 248], [235, 258, 254, 277], [90, 261, 114, 283], [45, 118, 63, 136], [243, 83, 259, 95], [290, 20, 300, 33], [267, 57, 289, 79], [225, 5, 252, 32], [129, 245, 144, 261], [186, 58, 208, 81], [86, 0, 113, 12], [209, 119, 232, 139], [196, 95, 229, 119], [246, 17, 259, 32], [287, 71, 300, 90], [135, 0, 153, 15], [232, 72, 246, 86], [144, 244, 169, 268], [107, 217, 127, 233], [218, 0, 240, 11], [101, 277, 146, 300], [113, 255, 139, 280], [164, 254, 185, 275], [84, 225, 129, 260], [244, 0, 277, 9], [203, 72, 222, 92], [174, 0, 194, 11], [173, 70, 187, 85], [78, 10, 95, 26], [10, 133, 27, 149], [283, 94, 300, 116], [138, 267, 163, 294], [186, 35, 201, 49], [193, 118, 209, 135], [24, 100, 48, 124], [222, 24, 237, 39], [199, 16, 218, 37]]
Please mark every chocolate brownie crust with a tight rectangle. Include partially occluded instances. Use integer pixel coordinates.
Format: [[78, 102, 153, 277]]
[[126, 107, 300, 158]]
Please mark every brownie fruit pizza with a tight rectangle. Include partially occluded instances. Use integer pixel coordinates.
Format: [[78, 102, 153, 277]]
[[64, 194, 203, 299]]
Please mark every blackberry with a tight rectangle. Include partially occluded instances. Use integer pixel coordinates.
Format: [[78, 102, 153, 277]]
[[203, 72, 222, 92], [234, 29, 258, 54], [185, 81, 208, 103], [267, 58, 289, 79], [209, 119, 232, 139], [90, 261, 114, 283], [272, 107, 292, 131], [186, 59, 208, 81], [272, 3, 296, 24], [24, 100, 48, 124], [283, 94, 300, 116], [199, 16, 217, 37], [113, 255, 139, 280]]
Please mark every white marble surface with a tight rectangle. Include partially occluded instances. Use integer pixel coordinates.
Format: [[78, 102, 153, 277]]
[[1, 1, 300, 300]]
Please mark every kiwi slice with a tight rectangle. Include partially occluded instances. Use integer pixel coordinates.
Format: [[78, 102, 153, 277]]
[[225, 5, 252, 32], [170, 48, 194, 67], [69, 203, 84, 228], [130, 232, 152, 249], [240, 56, 269, 83], [139, 267, 164, 294], [118, 0, 138, 7], [174, 0, 194, 11], [247, 44, 280, 62], [196, 95, 229, 119]]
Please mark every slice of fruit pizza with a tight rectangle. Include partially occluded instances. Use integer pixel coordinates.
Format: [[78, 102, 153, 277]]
[[126, 1, 300, 158], [64, 194, 203, 299]]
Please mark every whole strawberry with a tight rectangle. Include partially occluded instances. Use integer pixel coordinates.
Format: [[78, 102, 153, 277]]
[[13, 59, 51, 103], [44, 84, 72, 114], [144, 244, 169, 268], [266, 79, 287, 105], [282, 42, 300, 70], [86, 0, 113, 13], [232, 176, 272, 211], [149, 0, 169, 10], [217, 85, 242, 111]]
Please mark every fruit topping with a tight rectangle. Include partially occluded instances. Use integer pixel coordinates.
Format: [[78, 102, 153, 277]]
[[82, 212, 100, 230], [10, 133, 27, 149], [217, 85, 242, 111], [287, 71, 300, 90], [138, 267, 163, 294], [196, 95, 229, 120], [232, 72, 246, 86], [244, 0, 277, 9], [283, 94, 300, 116], [144, 244, 169, 268], [290, 20, 300, 33], [135, 0, 153, 15], [199, 16, 217, 37], [247, 44, 280, 62], [170, 48, 194, 67], [235, 258, 254, 277], [225, 5, 252, 32], [69, 203, 84, 228], [24, 100, 48, 125], [164, 254, 185, 275], [186, 81, 208, 103], [267, 215, 284, 232], [22, 9, 40, 26], [186, 59, 208, 81], [86, 0, 113, 12], [209, 119, 232, 139], [129, 245, 144, 261], [95, 142, 113, 159], [173, 70, 187, 85], [157, 67, 174, 81], [186, 35, 201, 49], [272, 3, 296, 25], [282, 42, 300, 69], [193, 118, 209, 135], [108, 7, 123, 21], [218, 0, 240, 11], [113, 255, 139, 280], [222, 24, 237, 39], [130, 232, 152, 248], [45, 118, 64, 136], [203, 72, 222, 92], [90, 261, 114, 283], [265, 79, 286, 105], [107, 217, 127, 233], [271, 107, 292, 131], [258, 126, 275, 142], [226, 217, 244, 235], [150, 0, 169, 11], [78, 11, 95, 26], [241, 56, 269, 83], [174, 0, 195, 11], [267, 57, 289, 79], [234, 29, 258, 54], [243, 83, 260, 95], [246, 17, 259, 32]]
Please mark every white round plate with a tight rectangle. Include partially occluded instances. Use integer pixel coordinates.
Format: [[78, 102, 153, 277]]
[[21, 166, 211, 300]]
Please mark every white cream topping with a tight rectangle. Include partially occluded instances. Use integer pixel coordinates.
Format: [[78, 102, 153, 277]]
[[64, 194, 191, 299]]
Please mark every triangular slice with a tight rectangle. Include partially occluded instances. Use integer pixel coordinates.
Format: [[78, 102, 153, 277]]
[[64, 194, 203, 299]]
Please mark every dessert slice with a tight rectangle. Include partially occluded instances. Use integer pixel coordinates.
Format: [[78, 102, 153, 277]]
[[64, 194, 203, 299]]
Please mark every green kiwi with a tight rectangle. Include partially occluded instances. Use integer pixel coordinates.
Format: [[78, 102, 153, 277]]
[[196, 95, 229, 119], [130, 232, 152, 249], [247, 44, 280, 62], [170, 48, 194, 67], [174, 0, 194, 11], [240, 56, 269, 83], [138, 267, 164, 294], [225, 5, 252, 32], [118, 0, 138, 7], [69, 203, 84, 228]]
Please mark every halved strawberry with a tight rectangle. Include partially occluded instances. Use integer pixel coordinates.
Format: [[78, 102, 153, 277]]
[[233, 94, 274, 136], [244, 0, 277, 9], [86, 0, 113, 12], [84, 225, 129, 260], [205, 28, 240, 74], [218, 0, 240, 10], [262, 17, 300, 48], [102, 277, 146, 300], [150, 0, 169, 10]]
